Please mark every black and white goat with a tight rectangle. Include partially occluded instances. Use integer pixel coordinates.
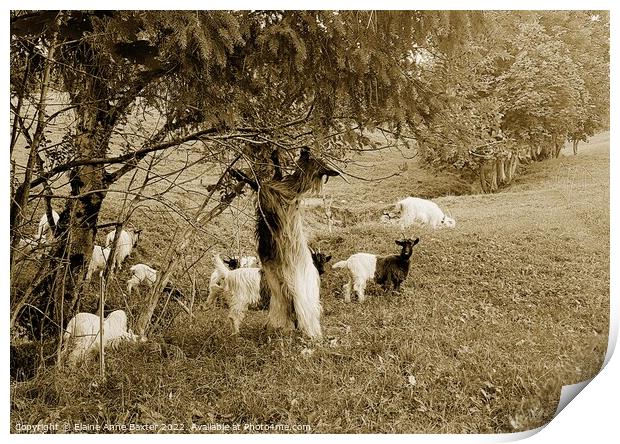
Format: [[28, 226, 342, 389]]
[[232, 148, 342, 339], [332, 238, 420, 302], [211, 250, 332, 335]]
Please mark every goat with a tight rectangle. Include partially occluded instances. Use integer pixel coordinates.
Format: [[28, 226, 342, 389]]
[[62, 310, 141, 367], [308, 248, 332, 275], [384, 197, 455, 229], [207, 255, 259, 305], [105, 228, 142, 270], [127, 263, 184, 300], [85, 245, 111, 280], [212, 250, 332, 335], [233, 148, 342, 339], [332, 238, 420, 303], [37, 210, 60, 239], [231, 256, 259, 268], [16, 234, 49, 258], [127, 263, 158, 295]]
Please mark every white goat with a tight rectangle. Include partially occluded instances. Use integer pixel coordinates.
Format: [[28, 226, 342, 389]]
[[212, 254, 264, 334], [62, 310, 140, 367], [105, 228, 142, 270], [206, 255, 259, 305], [37, 210, 60, 239], [127, 263, 158, 294], [211, 252, 331, 334], [385, 197, 456, 229], [332, 238, 420, 303], [17, 234, 48, 257], [85, 245, 111, 280]]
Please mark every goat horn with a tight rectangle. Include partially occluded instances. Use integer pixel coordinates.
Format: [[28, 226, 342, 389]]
[[323, 158, 350, 184]]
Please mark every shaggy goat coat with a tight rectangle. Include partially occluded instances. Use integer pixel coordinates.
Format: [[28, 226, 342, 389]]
[[390, 197, 456, 229], [213, 251, 331, 335], [207, 255, 259, 305], [332, 238, 420, 302], [105, 228, 141, 270], [62, 310, 137, 367], [254, 149, 340, 339], [213, 254, 265, 334]]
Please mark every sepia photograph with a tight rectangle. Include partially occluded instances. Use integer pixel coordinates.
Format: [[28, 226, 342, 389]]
[[8, 7, 610, 435]]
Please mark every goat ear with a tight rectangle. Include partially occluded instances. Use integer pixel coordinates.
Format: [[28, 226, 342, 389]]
[[395, 240, 403, 246], [413, 238, 420, 245], [325, 255, 332, 262], [299, 147, 311, 163]]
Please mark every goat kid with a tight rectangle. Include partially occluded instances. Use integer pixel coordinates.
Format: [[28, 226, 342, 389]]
[[212, 251, 332, 335], [207, 255, 259, 305], [332, 238, 420, 303], [126, 263, 184, 299], [105, 228, 142, 270], [85, 245, 111, 280]]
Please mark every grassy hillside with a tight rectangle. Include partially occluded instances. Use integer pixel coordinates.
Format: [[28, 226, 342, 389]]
[[11, 133, 609, 433]]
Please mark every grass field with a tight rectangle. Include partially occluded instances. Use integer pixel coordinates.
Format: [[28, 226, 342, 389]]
[[10, 133, 609, 433]]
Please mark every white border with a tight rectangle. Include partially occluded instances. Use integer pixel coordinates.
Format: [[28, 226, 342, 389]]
[[3, 2, 617, 442]]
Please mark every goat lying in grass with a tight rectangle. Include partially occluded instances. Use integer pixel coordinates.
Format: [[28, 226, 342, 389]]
[[384, 197, 455, 229], [212, 250, 332, 335], [105, 228, 142, 270], [85, 245, 111, 280], [332, 238, 420, 302], [62, 310, 142, 367], [207, 255, 259, 305]]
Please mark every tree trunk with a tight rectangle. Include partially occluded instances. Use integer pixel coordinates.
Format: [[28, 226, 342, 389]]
[[496, 157, 507, 187], [504, 152, 518, 185], [489, 163, 498, 192], [26, 75, 112, 339], [573, 139, 579, 155], [479, 159, 497, 193], [552, 133, 564, 158]]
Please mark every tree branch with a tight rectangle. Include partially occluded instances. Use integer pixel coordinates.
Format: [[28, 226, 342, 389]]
[[29, 110, 315, 191]]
